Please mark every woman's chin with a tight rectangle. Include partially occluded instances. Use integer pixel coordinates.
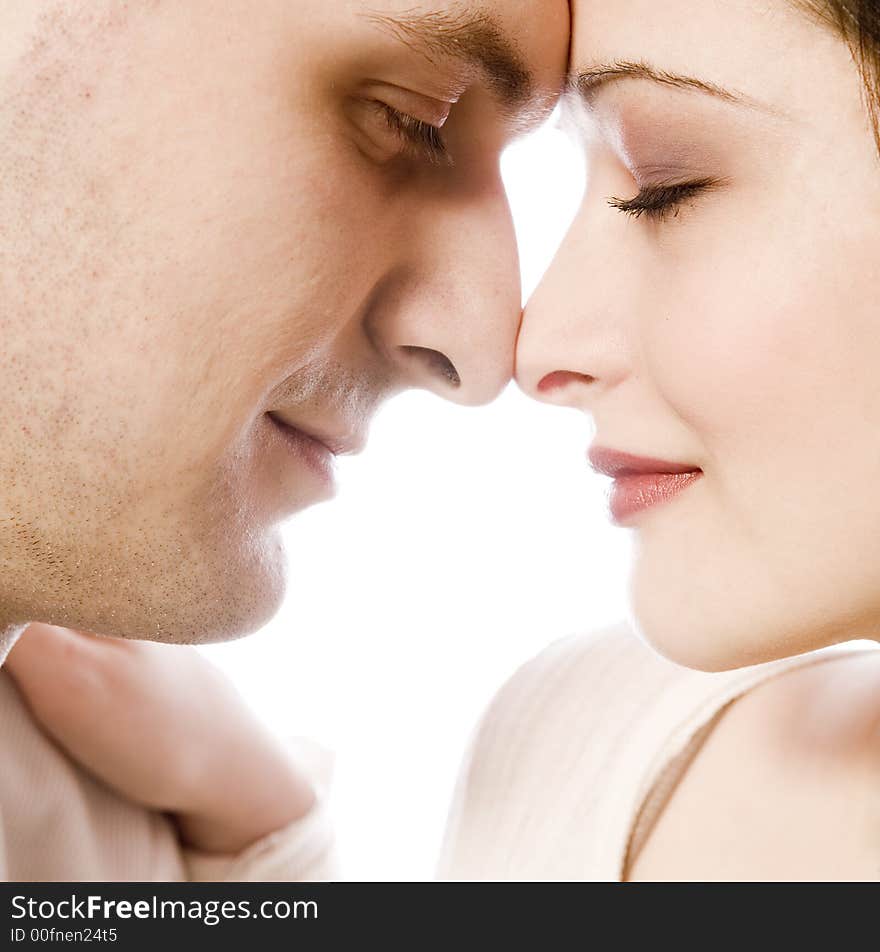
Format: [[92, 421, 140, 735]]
[[628, 586, 805, 673], [629, 591, 841, 674]]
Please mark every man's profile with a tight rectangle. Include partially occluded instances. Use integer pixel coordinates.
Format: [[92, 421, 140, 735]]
[[0, 1, 568, 881], [1, 0, 566, 653]]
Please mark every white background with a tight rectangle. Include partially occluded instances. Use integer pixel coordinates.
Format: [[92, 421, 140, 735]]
[[201, 118, 635, 879]]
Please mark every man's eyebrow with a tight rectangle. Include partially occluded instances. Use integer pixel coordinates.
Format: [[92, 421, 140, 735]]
[[571, 60, 766, 110], [365, 9, 533, 109]]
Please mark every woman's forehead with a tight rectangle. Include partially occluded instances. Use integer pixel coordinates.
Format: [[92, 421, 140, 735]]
[[567, 0, 859, 121]]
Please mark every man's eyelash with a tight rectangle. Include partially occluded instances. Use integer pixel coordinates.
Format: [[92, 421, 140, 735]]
[[378, 104, 451, 166], [607, 178, 720, 221]]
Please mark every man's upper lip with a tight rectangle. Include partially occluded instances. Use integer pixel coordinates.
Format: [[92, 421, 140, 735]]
[[588, 446, 702, 478], [268, 412, 366, 456]]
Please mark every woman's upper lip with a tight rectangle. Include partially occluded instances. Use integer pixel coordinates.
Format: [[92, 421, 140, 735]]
[[588, 446, 702, 478]]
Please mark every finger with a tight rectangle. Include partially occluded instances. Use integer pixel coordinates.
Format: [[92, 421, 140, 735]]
[[4, 623, 123, 733], [3, 622, 110, 689]]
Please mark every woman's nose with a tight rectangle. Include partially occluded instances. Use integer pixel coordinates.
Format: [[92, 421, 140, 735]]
[[516, 191, 634, 411]]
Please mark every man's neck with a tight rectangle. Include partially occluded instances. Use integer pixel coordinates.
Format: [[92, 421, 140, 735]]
[[0, 622, 26, 666]]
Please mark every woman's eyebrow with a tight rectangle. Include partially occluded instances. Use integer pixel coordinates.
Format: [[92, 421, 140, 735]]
[[571, 60, 771, 112], [364, 9, 534, 111]]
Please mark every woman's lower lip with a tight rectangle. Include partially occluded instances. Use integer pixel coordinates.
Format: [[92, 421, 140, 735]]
[[608, 471, 702, 524], [268, 414, 336, 492]]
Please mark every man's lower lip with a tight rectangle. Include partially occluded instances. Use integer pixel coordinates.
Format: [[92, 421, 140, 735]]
[[268, 414, 336, 489], [608, 471, 702, 524]]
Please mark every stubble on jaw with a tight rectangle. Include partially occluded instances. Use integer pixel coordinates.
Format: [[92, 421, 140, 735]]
[[0, 3, 286, 645]]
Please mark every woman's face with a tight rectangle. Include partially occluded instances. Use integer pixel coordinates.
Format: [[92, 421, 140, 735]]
[[517, 0, 880, 671]]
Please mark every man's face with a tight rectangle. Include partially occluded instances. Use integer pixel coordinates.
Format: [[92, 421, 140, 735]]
[[0, 1, 568, 643]]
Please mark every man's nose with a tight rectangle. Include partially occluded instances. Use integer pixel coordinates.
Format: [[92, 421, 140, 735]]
[[370, 179, 521, 406]]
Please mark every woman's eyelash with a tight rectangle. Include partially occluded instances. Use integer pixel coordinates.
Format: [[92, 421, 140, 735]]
[[378, 104, 451, 166], [607, 178, 720, 221]]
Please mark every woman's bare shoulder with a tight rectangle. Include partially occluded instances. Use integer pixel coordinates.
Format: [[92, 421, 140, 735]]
[[628, 649, 880, 881]]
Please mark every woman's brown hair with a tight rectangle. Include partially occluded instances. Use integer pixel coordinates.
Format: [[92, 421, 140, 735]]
[[800, 1, 880, 147]]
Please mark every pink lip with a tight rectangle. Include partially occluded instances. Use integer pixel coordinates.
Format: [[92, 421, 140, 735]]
[[267, 413, 337, 490], [588, 447, 702, 524], [268, 412, 365, 457]]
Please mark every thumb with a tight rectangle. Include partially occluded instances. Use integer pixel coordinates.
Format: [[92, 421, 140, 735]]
[[3, 622, 104, 691]]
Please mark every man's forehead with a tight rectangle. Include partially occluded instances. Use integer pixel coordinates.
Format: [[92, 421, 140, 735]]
[[363, 1, 568, 117]]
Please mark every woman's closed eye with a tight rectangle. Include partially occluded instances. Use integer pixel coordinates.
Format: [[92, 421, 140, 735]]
[[608, 177, 721, 221]]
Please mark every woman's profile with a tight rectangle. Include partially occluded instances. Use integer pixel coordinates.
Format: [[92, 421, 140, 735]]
[[440, 0, 880, 881]]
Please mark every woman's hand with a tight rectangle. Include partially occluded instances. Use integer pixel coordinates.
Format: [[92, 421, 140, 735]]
[[4, 623, 316, 854]]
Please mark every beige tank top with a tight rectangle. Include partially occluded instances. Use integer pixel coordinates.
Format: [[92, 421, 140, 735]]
[[438, 623, 870, 880]]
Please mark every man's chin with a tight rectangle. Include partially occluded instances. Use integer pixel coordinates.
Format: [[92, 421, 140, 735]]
[[37, 537, 288, 645]]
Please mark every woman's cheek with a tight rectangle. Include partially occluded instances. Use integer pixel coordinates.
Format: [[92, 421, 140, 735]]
[[644, 236, 824, 446]]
